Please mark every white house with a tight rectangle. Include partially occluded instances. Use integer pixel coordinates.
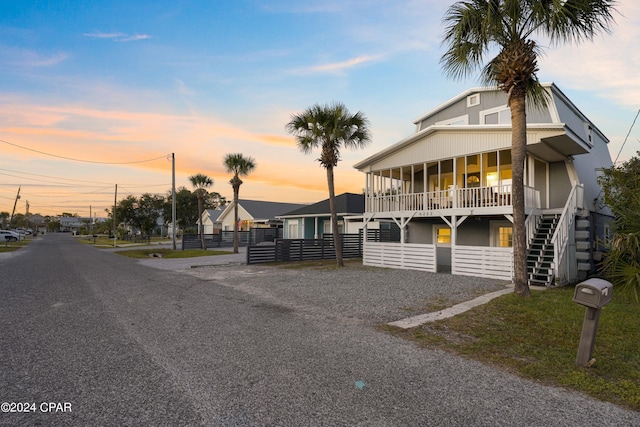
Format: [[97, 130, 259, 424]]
[[59, 216, 84, 233], [354, 83, 613, 286], [198, 209, 223, 234], [216, 200, 307, 231]]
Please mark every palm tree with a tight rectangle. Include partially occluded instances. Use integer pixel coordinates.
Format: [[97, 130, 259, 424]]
[[189, 173, 213, 250], [223, 153, 256, 254], [286, 102, 371, 267], [441, 0, 617, 297]]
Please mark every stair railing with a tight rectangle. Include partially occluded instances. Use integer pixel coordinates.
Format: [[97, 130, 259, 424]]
[[525, 208, 542, 247], [551, 183, 584, 285]]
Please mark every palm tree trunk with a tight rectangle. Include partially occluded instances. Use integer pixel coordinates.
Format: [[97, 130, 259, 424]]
[[326, 166, 344, 267], [198, 196, 205, 250], [510, 90, 531, 297], [233, 186, 240, 254]]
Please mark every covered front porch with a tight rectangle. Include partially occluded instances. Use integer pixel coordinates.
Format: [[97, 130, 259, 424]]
[[366, 184, 541, 214], [362, 149, 543, 216]]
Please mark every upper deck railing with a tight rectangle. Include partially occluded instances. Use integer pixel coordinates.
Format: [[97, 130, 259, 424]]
[[366, 185, 540, 213]]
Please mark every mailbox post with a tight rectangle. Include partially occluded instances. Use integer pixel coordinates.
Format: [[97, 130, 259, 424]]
[[572, 278, 613, 366]]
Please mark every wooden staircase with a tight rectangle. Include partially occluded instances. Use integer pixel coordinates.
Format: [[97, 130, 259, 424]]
[[527, 215, 560, 287]]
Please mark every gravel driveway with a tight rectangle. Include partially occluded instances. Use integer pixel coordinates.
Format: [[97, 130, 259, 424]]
[[154, 259, 511, 324]]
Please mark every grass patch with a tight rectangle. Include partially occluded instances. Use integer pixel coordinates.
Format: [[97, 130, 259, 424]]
[[113, 248, 233, 259], [384, 286, 640, 410], [78, 235, 171, 247], [0, 238, 31, 252]]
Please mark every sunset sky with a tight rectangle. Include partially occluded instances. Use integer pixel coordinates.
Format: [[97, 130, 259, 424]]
[[1, 1, 639, 218]]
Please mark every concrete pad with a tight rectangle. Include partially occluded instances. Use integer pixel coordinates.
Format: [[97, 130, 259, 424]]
[[388, 286, 514, 329]]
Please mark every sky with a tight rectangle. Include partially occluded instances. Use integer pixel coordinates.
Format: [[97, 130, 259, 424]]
[[1, 0, 639, 218]]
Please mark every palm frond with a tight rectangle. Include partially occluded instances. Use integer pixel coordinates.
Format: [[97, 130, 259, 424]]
[[285, 102, 371, 169], [223, 153, 256, 177]]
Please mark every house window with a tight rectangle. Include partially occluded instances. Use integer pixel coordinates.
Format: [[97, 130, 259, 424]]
[[481, 106, 511, 125], [323, 220, 344, 234], [467, 93, 480, 107], [490, 222, 513, 247], [435, 115, 469, 126], [435, 226, 451, 246], [497, 227, 513, 247], [288, 223, 298, 239]]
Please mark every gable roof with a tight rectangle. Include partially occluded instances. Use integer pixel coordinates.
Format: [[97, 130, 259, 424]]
[[217, 200, 307, 222], [277, 193, 364, 218], [198, 208, 222, 224], [354, 83, 607, 170]]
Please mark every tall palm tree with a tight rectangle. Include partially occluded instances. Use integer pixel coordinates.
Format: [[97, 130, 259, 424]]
[[441, 0, 617, 297], [223, 153, 256, 254], [189, 173, 213, 250], [286, 102, 371, 267]]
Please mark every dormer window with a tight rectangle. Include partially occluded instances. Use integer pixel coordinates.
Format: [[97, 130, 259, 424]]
[[467, 94, 480, 107]]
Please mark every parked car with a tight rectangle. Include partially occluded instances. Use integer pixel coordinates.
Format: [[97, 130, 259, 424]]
[[15, 228, 32, 235], [0, 230, 20, 242]]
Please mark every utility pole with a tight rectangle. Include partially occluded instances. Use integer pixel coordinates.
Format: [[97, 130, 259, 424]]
[[25, 200, 30, 232], [172, 153, 177, 250], [10, 186, 21, 227], [113, 184, 117, 248]]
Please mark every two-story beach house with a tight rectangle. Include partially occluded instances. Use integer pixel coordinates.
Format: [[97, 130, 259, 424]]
[[354, 83, 612, 286]]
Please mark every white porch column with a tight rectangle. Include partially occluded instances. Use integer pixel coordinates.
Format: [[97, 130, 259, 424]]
[[451, 214, 456, 274]]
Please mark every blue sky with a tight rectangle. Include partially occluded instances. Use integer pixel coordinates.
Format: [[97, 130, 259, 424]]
[[1, 0, 638, 217]]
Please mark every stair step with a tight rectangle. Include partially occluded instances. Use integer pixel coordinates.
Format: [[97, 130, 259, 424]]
[[576, 219, 590, 229], [575, 230, 590, 240], [578, 262, 591, 271], [529, 278, 551, 286], [576, 252, 590, 261], [576, 241, 590, 251]]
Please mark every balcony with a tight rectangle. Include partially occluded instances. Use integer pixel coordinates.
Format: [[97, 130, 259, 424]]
[[365, 185, 540, 215]]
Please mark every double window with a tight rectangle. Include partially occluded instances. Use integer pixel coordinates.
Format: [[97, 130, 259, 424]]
[[480, 105, 511, 125]]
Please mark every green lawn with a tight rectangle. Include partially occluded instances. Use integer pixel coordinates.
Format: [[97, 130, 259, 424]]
[[113, 248, 233, 259], [0, 238, 31, 252], [383, 286, 640, 411], [77, 235, 171, 247]]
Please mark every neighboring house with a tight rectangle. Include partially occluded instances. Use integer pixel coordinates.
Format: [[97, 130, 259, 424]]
[[198, 209, 223, 234], [354, 83, 613, 286], [28, 214, 46, 229], [59, 216, 84, 233], [217, 200, 307, 231], [277, 193, 366, 239]]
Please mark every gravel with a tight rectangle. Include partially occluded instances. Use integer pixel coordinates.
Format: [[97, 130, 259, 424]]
[[181, 263, 511, 324]]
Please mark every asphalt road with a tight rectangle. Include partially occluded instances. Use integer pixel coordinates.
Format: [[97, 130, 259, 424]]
[[1, 234, 638, 426]]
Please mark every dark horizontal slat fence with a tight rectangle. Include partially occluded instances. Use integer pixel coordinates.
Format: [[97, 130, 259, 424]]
[[247, 233, 362, 265], [182, 228, 282, 250]]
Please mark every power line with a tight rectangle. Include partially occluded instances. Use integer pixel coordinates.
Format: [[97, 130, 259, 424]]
[[0, 168, 170, 188], [0, 138, 169, 164], [613, 108, 640, 165]]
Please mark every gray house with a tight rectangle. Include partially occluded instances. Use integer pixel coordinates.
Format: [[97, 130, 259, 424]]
[[354, 83, 612, 286], [277, 193, 365, 239]]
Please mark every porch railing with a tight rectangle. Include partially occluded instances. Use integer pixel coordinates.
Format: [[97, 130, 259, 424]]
[[551, 183, 584, 285], [366, 185, 540, 213]]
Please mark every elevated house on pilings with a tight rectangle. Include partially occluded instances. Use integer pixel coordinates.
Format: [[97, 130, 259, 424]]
[[354, 83, 613, 286]]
